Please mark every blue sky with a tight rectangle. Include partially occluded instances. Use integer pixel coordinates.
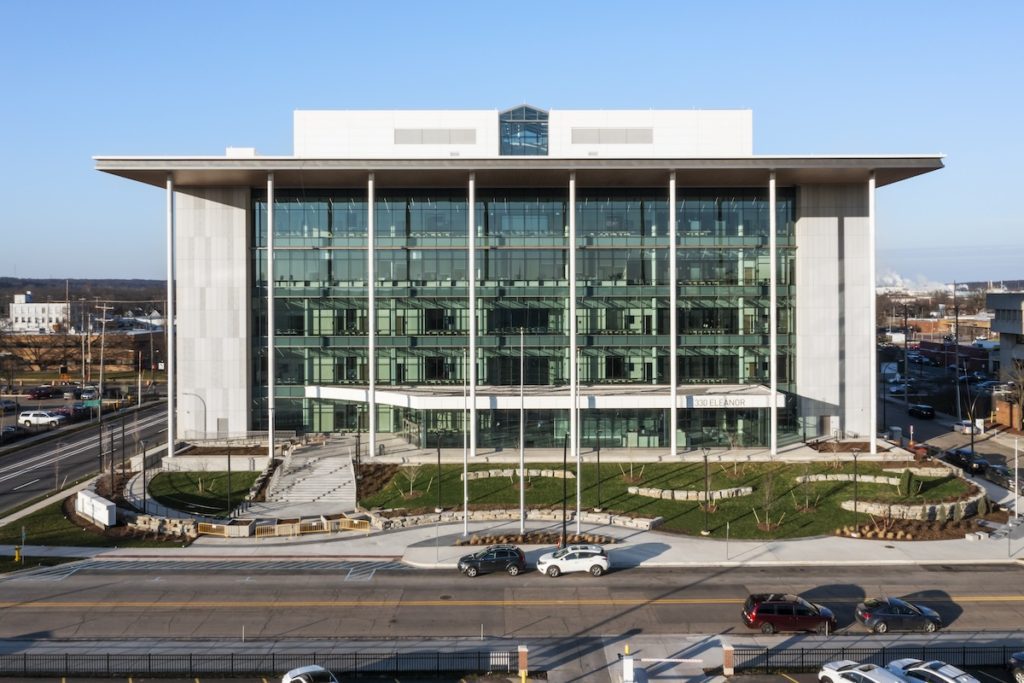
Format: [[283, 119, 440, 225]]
[[1, 0, 1020, 284]]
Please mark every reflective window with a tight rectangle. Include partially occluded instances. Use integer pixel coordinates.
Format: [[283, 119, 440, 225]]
[[500, 106, 549, 156]]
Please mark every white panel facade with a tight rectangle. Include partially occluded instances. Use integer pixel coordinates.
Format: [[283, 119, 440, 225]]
[[548, 109, 752, 158], [294, 108, 752, 159], [175, 187, 251, 439], [795, 185, 871, 438], [294, 110, 499, 158]]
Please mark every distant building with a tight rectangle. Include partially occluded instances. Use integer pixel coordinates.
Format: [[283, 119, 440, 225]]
[[8, 292, 69, 334], [988, 292, 1024, 378]]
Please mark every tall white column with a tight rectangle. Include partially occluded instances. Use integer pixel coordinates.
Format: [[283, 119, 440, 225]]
[[669, 173, 678, 457], [868, 172, 877, 454], [769, 172, 778, 457], [267, 174, 276, 461], [165, 175, 176, 458], [569, 173, 579, 532], [368, 174, 376, 457], [468, 173, 477, 458]]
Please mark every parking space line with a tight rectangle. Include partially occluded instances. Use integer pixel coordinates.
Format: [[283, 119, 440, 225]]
[[977, 671, 1008, 683]]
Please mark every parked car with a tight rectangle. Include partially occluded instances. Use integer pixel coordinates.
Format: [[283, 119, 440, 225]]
[[1008, 651, 1024, 683], [943, 448, 990, 474], [908, 404, 935, 419], [79, 387, 99, 400], [457, 544, 526, 577], [819, 661, 907, 683], [0, 425, 22, 444], [886, 659, 980, 683], [854, 596, 941, 633], [18, 410, 68, 428], [952, 419, 979, 434], [27, 385, 62, 400], [974, 380, 1001, 392], [984, 464, 1022, 491], [741, 593, 836, 635], [888, 383, 910, 394], [0, 399, 17, 414], [281, 665, 339, 683], [536, 544, 609, 577]]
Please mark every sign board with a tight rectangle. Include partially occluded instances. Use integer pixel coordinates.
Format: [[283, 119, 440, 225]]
[[83, 399, 101, 408]]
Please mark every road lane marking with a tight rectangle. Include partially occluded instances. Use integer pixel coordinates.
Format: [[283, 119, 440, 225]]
[[2, 594, 1023, 609], [12, 478, 40, 491], [781, 675, 800, 683]]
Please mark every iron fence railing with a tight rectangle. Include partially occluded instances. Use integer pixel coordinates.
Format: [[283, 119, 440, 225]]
[[733, 644, 1016, 673], [0, 649, 515, 678]]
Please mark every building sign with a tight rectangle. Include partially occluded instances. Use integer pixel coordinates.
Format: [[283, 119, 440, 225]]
[[685, 394, 777, 409]]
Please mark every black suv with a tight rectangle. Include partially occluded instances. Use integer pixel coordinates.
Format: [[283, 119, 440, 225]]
[[944, 448, 990, 474], [457, 544, 526, 577], [985, 464, 1021, 491], [741, 593, 836, 635]]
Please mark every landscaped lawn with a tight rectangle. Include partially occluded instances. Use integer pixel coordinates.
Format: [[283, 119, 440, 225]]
[[359, 461, 973, 539], [0, 556, 76, 574], [0, 499, 176, 549], [148, 471, 260, 517]]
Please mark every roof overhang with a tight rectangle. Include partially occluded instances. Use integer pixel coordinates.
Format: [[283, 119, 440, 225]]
[[94, 155, 944, 190]]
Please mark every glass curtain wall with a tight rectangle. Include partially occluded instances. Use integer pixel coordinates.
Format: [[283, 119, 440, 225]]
[[252, 190, 369, 433], [674, 189, 796, 448]]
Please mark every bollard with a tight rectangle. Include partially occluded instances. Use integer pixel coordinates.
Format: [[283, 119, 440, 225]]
[[622, 645, 635, 683], [518, 644, 529, 683], [722, 642, 734, 676], [13, 546, 20, 563]]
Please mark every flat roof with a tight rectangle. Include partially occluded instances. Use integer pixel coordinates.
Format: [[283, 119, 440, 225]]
[[94, 155, 944, 189]]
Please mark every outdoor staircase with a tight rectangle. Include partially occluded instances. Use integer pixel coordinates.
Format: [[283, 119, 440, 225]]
[[265, 435, 357, 510]]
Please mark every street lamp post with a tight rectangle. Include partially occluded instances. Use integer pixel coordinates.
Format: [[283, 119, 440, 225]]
[[594, 430, 602, 512], [140, 439, 148, 514], [701, 446, 711, 536], [852, 447, 861, 537], [435, 444, 442, 513], [561, 432, 568, 547]]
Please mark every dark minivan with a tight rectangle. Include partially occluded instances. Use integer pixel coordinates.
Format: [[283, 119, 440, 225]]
[[742, 593, 836, 634], [908, 404, 935, 419]]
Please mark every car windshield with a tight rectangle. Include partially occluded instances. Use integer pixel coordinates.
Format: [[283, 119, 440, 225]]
[[889, 598, 919, 614], [552, 548, 570, 559]]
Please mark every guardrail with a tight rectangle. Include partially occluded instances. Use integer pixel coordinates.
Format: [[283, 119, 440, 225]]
[[733, 644, 1016, 673], [0, 650, 516, 677]]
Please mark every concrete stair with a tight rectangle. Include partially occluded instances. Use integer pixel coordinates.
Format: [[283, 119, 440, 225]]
[[265, 436, 357, 510]]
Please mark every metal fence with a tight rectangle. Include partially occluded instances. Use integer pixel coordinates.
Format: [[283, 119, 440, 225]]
[[0, 649, 515, 678], [734, 644, 1016, 673]]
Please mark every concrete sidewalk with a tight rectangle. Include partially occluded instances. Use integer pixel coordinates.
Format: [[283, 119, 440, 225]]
[[3, 515, 1023, 567]]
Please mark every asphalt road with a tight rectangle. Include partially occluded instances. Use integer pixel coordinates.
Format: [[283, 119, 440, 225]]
[[0, 403, 167, 514], [1, 562, 1023, 640]]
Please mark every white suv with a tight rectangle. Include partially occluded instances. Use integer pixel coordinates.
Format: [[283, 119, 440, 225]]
[[536, 543, 610, 577], [19, 411, 67, 428]]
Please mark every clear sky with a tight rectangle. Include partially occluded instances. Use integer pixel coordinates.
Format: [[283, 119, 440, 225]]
[[1, 0, 1020, 285]]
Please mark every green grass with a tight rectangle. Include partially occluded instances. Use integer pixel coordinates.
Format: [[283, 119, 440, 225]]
[[0, 499, 175, 548], [360, 462, 972, 539], [149, 471, 260, 516], [0, 556, 76, 574]]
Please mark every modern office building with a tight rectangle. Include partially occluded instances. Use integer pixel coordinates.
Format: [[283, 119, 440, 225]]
[[96, 106, 943, 458]]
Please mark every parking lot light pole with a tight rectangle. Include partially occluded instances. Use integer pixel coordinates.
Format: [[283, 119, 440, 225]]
[[140, 439, 147, 514]]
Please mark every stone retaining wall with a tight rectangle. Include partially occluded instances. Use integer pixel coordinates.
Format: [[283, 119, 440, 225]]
[[120, 510, 198, 538], [626, 485, 753, 502], [462, 469, 576, 481], [364, 508, 662, 531], [795, 474, 901, 485]]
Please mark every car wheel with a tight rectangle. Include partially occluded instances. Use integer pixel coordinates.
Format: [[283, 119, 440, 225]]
[[760, 622, 775, 635], [874, 621, 889, 634], [1013, 669, 1024, 683], [589, 565, 604, 577], [547, 566, 560, 578], [924, 621, 938, 633], [815, 622, 829, 635], [22, 421, 31, 428], [506, 564, 520, 576], [464, 566, 478, 577]]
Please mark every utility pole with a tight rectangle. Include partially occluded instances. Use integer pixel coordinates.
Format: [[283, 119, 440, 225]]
[[96, 304, 112, 483], [903, 304, 910, 410]]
